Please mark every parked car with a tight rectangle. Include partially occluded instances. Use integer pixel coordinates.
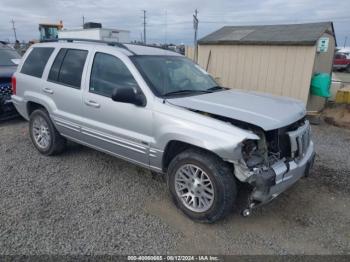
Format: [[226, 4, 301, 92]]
[[333, 52, 350, 72], [0, 43, 21, 120], [12, 39, 315, 223]]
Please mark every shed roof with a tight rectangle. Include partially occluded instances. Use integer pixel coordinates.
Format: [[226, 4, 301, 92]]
[[198, 22, 336, 46]]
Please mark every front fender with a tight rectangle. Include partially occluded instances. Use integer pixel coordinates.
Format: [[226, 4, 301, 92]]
[[153, 109, 259, 164]]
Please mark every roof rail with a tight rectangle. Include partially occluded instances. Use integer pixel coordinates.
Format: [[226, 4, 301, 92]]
[[40, 38, 136, 54], [128, 43, 178, 53]]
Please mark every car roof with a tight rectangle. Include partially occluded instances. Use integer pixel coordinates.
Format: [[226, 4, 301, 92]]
[[30, 40, 182, 57]]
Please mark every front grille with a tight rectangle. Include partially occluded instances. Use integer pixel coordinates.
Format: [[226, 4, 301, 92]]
[[0, 82, 12, 97], [287, 120, 311, 159]]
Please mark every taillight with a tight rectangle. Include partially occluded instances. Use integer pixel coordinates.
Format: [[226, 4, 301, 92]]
[[11, 76, 16, 95]]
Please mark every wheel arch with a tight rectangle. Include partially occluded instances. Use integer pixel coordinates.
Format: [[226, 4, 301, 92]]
[[161, 140, 230, 173], [27, 101, 48, 116], [23, 90, 57, 119]]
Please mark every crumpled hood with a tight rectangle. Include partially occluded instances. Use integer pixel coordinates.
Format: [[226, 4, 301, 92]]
[[167, 89, 306, 131]]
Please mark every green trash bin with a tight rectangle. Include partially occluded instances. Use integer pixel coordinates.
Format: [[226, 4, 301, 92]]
[[310, 73, 331, 98]]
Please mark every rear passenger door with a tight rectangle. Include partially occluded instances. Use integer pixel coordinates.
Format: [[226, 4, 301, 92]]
[[81, 51, 152, 167], [45, 48, 89, 139]]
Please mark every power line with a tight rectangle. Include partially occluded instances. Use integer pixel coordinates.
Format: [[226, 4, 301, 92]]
[[199, 16, 350, 24], [146, 15, 350, 27]]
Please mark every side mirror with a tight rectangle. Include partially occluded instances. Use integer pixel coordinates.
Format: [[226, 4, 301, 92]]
[[111, 86, 146, 107]]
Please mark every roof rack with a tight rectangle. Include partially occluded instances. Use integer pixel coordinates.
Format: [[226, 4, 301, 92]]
[[40, 38, 136, 54], [128, 43, 178, 53]]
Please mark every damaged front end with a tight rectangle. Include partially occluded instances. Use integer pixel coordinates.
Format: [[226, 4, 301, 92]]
[[186, 108, 316, 214], [233, 118, 316, 213]]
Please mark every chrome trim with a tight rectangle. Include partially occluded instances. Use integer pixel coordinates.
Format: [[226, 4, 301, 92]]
[[252, 141, 315, 203], [81, 126, 148, 154], [53, 116, 81, 132], [62, 134, 156, 170], [149, 165, 162, 172], [287, 120, 311, 159], [150, 148, 164, 153], [149, 148, 163, 158], [272, 160, 288, 184]]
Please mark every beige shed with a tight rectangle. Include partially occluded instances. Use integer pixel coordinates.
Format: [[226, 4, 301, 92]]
[[187, 22, 336, 111]]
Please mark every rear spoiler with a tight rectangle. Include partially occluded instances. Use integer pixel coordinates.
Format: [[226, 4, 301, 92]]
[[11, 59, 21, 65]]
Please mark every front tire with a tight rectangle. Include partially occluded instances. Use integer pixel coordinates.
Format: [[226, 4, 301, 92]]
[[167, 148, 237, 223], [29, 109, 66, 155]]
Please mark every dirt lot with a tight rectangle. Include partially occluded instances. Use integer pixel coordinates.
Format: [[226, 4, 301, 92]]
[[0, 118, 349, 255]]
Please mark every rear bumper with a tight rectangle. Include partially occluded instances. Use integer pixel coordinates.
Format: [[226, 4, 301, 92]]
[[251, 141, 315, 203], [333, 64, 349, 69]]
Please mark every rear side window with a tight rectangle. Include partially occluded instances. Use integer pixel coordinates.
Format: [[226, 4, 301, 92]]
[[90, 52, 138, 97], [48, 48, 88, 89], [21, 47, 54, 78], [48, 49, 66, 81]]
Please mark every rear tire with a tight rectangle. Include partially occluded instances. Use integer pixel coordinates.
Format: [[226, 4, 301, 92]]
[[29, 109, 66, 155], [167, 148, 237, 223]]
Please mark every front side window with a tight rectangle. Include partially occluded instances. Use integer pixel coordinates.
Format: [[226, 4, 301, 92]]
[[90, 52, 138, 97], [131, 56, 219, 97], [48, 48, 88, 89], [21, 47, 54, 78]]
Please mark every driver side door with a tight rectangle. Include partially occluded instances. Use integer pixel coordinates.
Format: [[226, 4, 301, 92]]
[[80, 51, 153, 167]]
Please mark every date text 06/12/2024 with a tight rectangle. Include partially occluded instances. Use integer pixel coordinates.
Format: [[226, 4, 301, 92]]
[[127, 255, 220, 261]]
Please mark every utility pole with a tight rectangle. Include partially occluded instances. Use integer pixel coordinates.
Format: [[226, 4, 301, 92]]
[[164, 10, 168, 44], [193, 9, 199, 62], [142, 10, 147, 44], [344, 36, 348, 48], [82, 15, 85, 28], [11, 19, 18, 42]]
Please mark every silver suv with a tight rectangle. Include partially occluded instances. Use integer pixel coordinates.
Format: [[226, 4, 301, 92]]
[[12, 39, 315, 223]]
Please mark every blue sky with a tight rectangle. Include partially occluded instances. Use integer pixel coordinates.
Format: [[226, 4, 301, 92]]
[[0, 0, 349, 46]]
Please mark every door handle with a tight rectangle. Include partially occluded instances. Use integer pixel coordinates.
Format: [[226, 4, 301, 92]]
[[42, 87, 54, 94], [85, 100, 100, 108]]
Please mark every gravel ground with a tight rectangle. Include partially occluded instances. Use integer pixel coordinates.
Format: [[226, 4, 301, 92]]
[[0, 118, 349, 255]]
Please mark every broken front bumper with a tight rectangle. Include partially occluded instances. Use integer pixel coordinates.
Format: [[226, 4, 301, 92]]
[[251, 140, 315, 203]]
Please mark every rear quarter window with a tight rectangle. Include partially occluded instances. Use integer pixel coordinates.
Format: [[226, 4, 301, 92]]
[[20, 47, 54, 78], [48, 48, 88, 89]]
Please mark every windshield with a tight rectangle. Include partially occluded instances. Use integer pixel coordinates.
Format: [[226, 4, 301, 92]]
[[131, 56, 219, 97], [0, 49, 21, 66]]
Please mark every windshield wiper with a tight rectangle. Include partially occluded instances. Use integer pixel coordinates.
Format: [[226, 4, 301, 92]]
[[206, 85, 227, 92], [163, 89, 211, 97]]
